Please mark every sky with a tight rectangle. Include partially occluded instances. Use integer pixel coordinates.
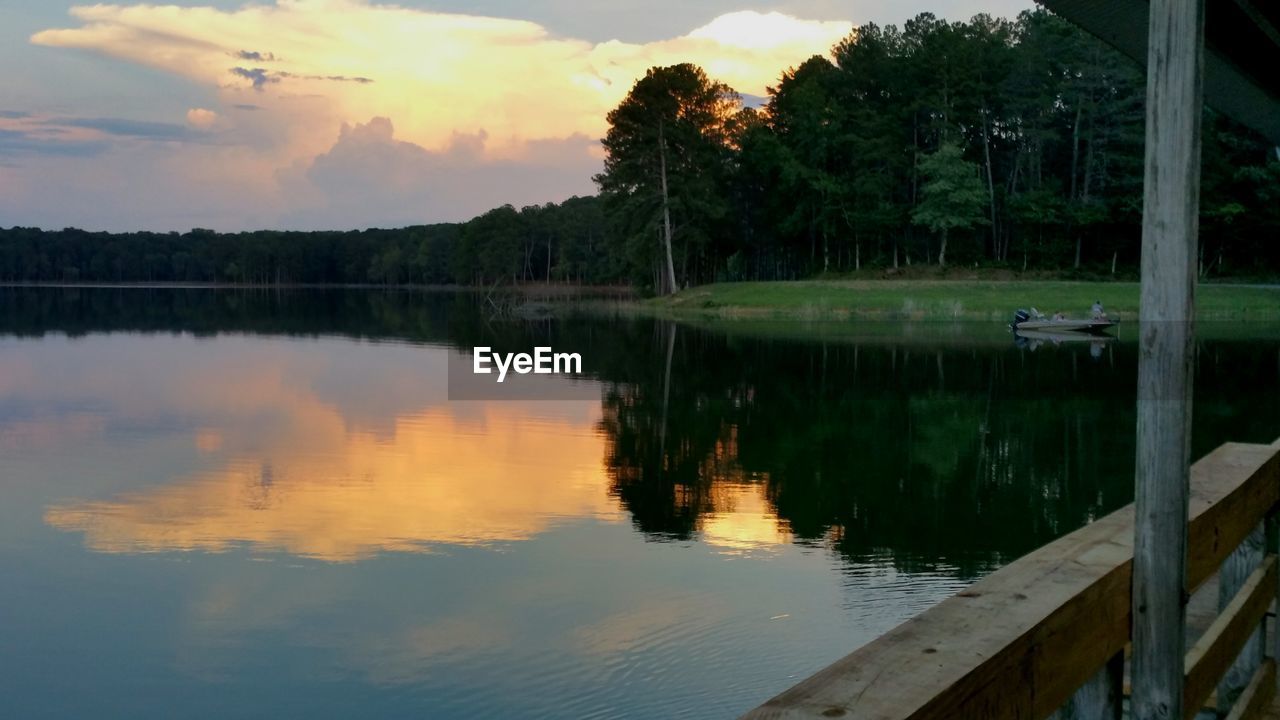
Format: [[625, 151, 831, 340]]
[[1, 0, 1033, 232]]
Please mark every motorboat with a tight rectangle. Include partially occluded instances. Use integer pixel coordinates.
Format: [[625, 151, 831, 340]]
[[1014, 328, 1117, 343], [1010, 308, 1117, 334]]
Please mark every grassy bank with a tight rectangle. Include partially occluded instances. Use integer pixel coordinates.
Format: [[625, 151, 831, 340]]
[[646, 280, 1280, 321]]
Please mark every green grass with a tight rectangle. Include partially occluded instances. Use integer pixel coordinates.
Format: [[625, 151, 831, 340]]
[[644, 280, 1280, 322]]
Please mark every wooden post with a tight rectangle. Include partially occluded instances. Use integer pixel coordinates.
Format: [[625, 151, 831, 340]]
[[1130, 0, 1205, 719]]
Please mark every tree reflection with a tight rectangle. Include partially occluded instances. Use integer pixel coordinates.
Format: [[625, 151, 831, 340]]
[[595, 323, 1280, 577], [5, 286, 1278, 575]]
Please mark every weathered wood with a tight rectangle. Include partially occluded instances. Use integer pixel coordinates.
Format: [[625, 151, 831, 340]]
[[1048, 652, 1124, 720], [1184, 555, 1276, 713], [740, 441, 1279, 720], [1221, 657, 1276, 720], [1187, 443, 1280, 590], [1268, 511, 1280, 667], [1130, 1, 1205, 718], [1218, 525, 1266, 714], [742, 505, 1135, 720]]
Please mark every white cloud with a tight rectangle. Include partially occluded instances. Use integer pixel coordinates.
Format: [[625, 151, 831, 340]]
[[187, 108, 219, 128]]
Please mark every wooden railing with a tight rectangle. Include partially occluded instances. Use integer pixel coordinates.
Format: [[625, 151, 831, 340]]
[[741, 441, 1280, 720]]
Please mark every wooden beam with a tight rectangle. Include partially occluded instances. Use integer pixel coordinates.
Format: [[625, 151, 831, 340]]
[[1221, 657, 1276, 720], [739, 441, 1280, 720], [1230, 0, 1280, 52], [1188, 444, 1280, 589], [1037, 0, 1280, 144], [1268, 511, 1280, 667], [1129, 0, 1205, 718], [741, 507, 1135, 720], [1183, 555, 1277, 713], [1218, 526, 1266, 714]]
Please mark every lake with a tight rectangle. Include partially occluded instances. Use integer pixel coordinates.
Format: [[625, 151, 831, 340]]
[[2, 287, 1278, 719]]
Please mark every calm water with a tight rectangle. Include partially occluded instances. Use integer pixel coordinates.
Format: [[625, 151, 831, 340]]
[[2, 287, 1279, 719]]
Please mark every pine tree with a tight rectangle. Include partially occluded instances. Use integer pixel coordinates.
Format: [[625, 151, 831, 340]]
[[912, 143, 989, 266]]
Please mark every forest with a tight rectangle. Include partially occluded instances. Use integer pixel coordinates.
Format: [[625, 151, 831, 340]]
[[2, 9, 1278, 291]]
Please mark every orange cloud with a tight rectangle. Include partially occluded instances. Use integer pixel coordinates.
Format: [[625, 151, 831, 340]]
[[32, 2, 852, 157]]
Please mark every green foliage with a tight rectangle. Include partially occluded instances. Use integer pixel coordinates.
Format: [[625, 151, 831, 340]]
[[912, 143, 988, 234], [0, 196, 623, 287]]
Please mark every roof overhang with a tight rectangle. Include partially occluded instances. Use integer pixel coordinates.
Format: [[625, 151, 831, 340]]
[[1039, 0, 1280, 144]]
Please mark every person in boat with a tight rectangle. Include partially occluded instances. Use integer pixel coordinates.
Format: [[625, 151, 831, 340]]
[[1091, 300, 1105, 319], [1052, 311, 1066, 321]]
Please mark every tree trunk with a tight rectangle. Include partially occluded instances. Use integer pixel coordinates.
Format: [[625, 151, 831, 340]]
[[809, 208, 817, 268], [822, 224, 829, 273], [911, 117, 920, 207], [1070, 102, 1083, 201], [657, 322, 676, 471], [938, 228, 948, 268], [1005, 155, 1024, 263], [981, 105, 998, 259], [658, 120, 678, 295]]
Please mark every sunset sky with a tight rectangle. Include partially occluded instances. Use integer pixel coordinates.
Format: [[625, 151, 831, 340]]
[[2, 0, 1032, 232]]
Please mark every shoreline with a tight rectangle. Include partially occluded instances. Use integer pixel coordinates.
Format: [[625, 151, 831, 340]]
[[635, 279, 1280, 322], [0, 281, 635, 296], [7, 279, 1280, 323]]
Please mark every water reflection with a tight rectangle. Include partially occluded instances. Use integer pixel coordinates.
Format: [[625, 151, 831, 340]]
[[45, 402, 622, 560], [2, 287, 1279, 719], [4, 288, 1278, 572]]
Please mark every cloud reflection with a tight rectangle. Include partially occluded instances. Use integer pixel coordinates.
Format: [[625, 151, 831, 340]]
[[46, 404, 622, 561], [14, 334, 796, 561]]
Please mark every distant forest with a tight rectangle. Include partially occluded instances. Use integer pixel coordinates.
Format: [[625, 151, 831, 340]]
[[3, 9, 1278, 292]]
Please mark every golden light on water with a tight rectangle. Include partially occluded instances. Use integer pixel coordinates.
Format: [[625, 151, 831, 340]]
[[46, 404, 624, 561], [699, 482, 792, 554], [45, 401, 795, 560], [27, 339, 795, 562]]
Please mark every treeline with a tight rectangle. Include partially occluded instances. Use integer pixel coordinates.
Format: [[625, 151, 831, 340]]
[[596, 10, 1280, 291], [0, 195, 620, 286], [3, 10, 1279, 290]]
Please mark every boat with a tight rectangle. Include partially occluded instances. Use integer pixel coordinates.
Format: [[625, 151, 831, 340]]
[[1010, 308, 1117, 334], [1013, 318, 1117, 333], [1014, 328, 1117, 343], [1014, 329, 1114, 355]]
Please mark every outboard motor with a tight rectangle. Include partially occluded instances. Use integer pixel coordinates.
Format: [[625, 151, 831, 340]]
[[1012, 308, 1031, 327]]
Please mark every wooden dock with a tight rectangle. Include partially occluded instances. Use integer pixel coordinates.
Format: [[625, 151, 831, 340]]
[[741, 440, 1280, 719]]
